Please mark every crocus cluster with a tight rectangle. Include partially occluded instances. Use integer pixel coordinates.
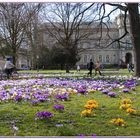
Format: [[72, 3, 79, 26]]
[[14, 95, 22, 102], [110, 118, 126, 126], [120, 98, 137, 115], [107, 92, 117, 97], [0, 77, 137, 105], [81, 109, 92, 117], [77, 88, 87, 94], [36, 111, 54, 119], [31, 100, 40, 106], [126, 108, 137, 114], [53, 104, 64, 112], [101, 89, 109, 94], [81, 100, 99, 117], [55, 93, 69, 101], [122, 88, 130, 93]]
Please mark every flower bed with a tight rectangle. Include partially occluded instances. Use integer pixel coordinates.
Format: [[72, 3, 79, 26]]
[[0, 76, 139, 136]]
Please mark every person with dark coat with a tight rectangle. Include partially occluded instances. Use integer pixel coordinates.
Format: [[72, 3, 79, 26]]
[[87, 59, 94, 77]]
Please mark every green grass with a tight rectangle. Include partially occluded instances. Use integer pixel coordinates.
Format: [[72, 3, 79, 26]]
[[0, 69, 138, 136], [18, 68, 134, 77], [19, 69, 129, 73], [0, 90, 140, 136]]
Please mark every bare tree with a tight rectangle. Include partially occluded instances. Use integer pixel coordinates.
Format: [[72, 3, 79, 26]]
[[41, 3, 96, 72], [93, 3, 140, 76], [0, 3, 41, 66], [24, 3, 43, 69]]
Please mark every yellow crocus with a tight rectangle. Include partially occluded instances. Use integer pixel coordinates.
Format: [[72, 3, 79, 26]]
[[120, 104, 132, 110], [87, 100, 98, 105], [110, 118, 125, 126], [126, 108, 137, 114], [81, 109, 92, 117], [121, 98, 132, 104]]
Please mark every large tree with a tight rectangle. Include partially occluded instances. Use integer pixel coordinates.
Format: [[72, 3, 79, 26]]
[[127, 3, 140, 77], [94, 3, 140, 76], [42, 3, 96, 72], [0, 3, 41, 65]]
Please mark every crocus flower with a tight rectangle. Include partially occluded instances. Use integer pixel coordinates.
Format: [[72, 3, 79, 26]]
[[77, 89, 86, 94], [14, 95, 22, 102], [110, 118, 126, 126], [108, 92, 117, 97], [53, 104, 64, 111], [81, 109, 93, 117], [101, 89, 109, 94], [122, 88, 129, 93], [31, 100, 40, 105], [120, 104, 132, 110], [126, 108, 137, 114], [55, 93, 69, 101], [78, 134, 85, 137], [36, 111, 54, 119], [121, 98, 132, 104]]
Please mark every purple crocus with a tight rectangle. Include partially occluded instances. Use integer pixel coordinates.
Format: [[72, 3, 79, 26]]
[[91, 134, 97, 137], [31, 100, 40, 105], [122, 88, 129, 93], [53, 104, 64, 111], [36, 111, 54, 119], [101, 89, 109, 94], [77, 88, 86, 94], [78, 134, 85, 137], [15, 95, 22, 102], [108, 92, 117, 97], [55, 93, 69, 101]]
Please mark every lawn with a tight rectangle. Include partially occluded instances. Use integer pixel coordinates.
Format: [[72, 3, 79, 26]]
[[17, 68, 133, 79], [0, 70, 139, 136]]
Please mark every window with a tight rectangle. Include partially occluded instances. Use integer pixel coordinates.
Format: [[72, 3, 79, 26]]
[[106, 55, 110, 63], [92, 55, 94, 62], [84, 55, 88, 63], [99, 55, 102, 62]]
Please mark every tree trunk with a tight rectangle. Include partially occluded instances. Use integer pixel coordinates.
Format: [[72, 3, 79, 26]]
[[66, 64, 70, 73], [127, 3, 140, 77]]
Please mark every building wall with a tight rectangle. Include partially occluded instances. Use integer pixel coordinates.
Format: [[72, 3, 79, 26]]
[[76, 14, 134, 66], [0, 14, 134, 69]]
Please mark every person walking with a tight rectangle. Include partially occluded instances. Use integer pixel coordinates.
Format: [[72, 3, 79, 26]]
[[95, 61, 102, 76], [87, 59, 94, 77], [77, 65, 80, 72], [4, 58, 15, 79], [128, 63, 134, 73]]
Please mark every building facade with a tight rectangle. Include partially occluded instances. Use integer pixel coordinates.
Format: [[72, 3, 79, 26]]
[[39, 14, 134, 68], [0, 14, 134, 69], [77, 14, 134, 67]]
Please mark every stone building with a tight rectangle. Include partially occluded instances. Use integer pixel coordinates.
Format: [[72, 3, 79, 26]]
[[0, 14, 134, 69], [39, 14, 134, 68], [77, 14, 134, 68]]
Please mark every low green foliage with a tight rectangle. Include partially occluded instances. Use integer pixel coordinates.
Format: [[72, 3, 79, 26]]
[[0, 89, 140, 136]]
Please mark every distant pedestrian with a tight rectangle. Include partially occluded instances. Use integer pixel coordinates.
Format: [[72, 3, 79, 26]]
[[4, 58, 15, 79], [87, 59, 94, 77], [77, 65, 80, 72], [127, 63, 134, 73], [95, 61, 102, 76]]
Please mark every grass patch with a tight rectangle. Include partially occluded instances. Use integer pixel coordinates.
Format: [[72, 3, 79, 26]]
[[0, 90, 139, 136]]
